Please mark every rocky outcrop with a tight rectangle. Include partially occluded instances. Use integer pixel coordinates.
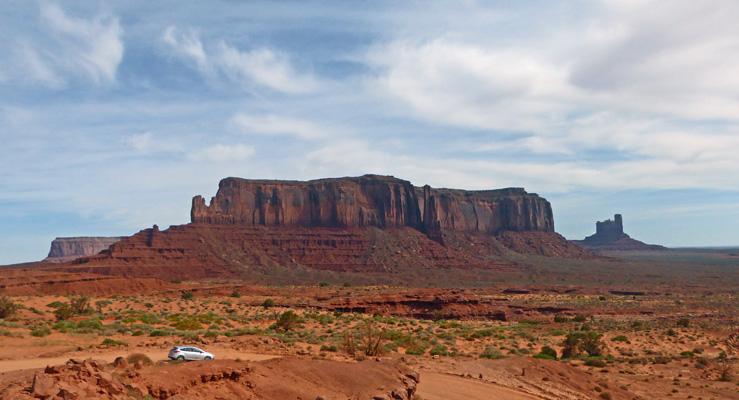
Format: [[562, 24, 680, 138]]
[[192, 175, 554, 240], [44, 237, 124, 263], [577, 214, 666, 251]]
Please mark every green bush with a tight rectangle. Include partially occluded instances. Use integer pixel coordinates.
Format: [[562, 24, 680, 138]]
[[274, 310, 302, 332], [230, 290, 241, 298], [611, 335, 630, 343], [181, 291, 194, 300], [429, 345, 449, 357], [572, 314, 588, 322], [479, 347, 505, 360], [54, 304, 74, 321], [101, 338, 127, 346], [585, 358, 607, 367], [70, 296, 92, 315], [533, 353, 556, 360], [540, 345, 558, 359], [31, 327, 51, 337], [0, 296, 17, 318], [262, 298, 276, 308], [677, 318, 690, 328], [149, 330, 170, 337]]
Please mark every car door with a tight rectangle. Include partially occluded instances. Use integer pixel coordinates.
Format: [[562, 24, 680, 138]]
[[181, 347, 196, 360], [192, 347, 205, 360]]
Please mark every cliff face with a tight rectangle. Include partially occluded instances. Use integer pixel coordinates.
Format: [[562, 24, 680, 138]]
[[192, 175, 423, 230], [44, 237, 124, 263], [192, 175, 554, 239]]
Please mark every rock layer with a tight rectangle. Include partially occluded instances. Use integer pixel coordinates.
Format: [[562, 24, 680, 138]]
[[44, 237, 124, 263]]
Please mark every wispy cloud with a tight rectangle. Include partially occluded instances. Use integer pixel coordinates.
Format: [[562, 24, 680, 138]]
[[188, 144, 255, 162], [11, 3, 124, 87], [230, 113, 338, 140], [162, 26, 318, 94]]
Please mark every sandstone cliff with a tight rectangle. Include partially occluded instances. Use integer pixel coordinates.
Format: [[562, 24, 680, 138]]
[[44, 237, 124, 263], [191, 175, 554, 240]]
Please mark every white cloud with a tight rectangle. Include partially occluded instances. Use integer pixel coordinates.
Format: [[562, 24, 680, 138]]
[[188, 144, 255, 162], [230, 113, 337, 140], [124, 132, 154, 152], [23, 3, 125, 86], [162, 27, 318, 94]]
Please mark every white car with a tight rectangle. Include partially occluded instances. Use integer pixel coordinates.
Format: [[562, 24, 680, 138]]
[[168, 346, 214, 361]]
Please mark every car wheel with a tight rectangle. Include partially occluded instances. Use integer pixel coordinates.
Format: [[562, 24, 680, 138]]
[[204, 356, 212, 360], [176, 355, 185, 361]]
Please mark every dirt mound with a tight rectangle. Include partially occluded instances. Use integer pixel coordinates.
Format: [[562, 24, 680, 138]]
[[1, 356, 418, 400]]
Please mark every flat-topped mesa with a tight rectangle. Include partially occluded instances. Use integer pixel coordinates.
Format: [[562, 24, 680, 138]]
[[44, 236, 125, 263], [191, 175, 555, 238]]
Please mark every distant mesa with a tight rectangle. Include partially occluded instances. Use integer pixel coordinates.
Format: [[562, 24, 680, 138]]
[[576, 214, 665, 251], [56, 175, 594, 281], [44, 237, 124, 263]]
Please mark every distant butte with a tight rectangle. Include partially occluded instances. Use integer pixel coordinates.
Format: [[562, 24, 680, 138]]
[[576, 214, 666, 251]]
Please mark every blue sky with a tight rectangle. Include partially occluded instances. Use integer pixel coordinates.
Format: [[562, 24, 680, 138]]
[[2, 1, 739, 264]]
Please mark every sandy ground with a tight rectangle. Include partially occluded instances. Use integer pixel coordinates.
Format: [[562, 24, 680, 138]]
[[418, 372, 543, 400]]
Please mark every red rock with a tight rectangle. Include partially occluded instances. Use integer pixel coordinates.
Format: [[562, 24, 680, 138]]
[[32, 372, 57, 397]]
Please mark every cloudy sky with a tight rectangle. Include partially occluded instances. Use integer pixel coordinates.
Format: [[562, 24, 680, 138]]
[[2, 1, 739, 264]]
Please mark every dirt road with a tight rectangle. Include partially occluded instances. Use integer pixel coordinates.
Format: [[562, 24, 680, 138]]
[[0, 349, 278, 373], [417, 372, 543, 400]]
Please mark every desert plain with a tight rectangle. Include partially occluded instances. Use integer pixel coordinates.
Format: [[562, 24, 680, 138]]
[[1, 247, 739, 400]]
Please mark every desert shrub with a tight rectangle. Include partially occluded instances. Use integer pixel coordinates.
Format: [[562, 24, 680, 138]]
[[181, 291, 194, 300], [666, 328, 677, 337], [320, 344, 338, 352], [261, 298, 275, 308], [429, 345, 450, 357], [95, 300, 112, 313], [562, 330, 604, 358], [171, 315, 202, 331], [0, 296, 18, 318], [718, 362, 733, 382], [342, 332, 357, 355], [599, 393, 612, 400], [204, 330, 219, 338], [611, 335, 630, 343], [553, 315, 569, 323], [230, 290, 241, 298], [70, 296, 92, 315], [652, 356, 672, 364], [169, 279, 181, 284], [533, 353, 556, 360], [31, 327, 51, 337], [572, 314, 588, 322], [580, 331, 605, 357], [273, 310, 302, 332], [101, 338, 127, 346], [680, 351, 694, 357], [359, 319, 386, 356], [319, 282, 330, 287], [54, 304, 74, 321], [585, 358, 607, 367], [479, 347, 505, 360], [126, 353, 153, 365], [676, 318, 690, 328], [540, 345, 558, 359], [149, 330, 170, 337], [46, 301, 66, 309], [132, 330, 144, 336]]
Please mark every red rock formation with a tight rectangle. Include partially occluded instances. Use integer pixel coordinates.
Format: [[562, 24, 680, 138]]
[[192, 175, 554, 240], [577, 214, 666, 251], [44, 237, 124, 263], [191, 175, 423, 229], [60, 175, 590, 280]]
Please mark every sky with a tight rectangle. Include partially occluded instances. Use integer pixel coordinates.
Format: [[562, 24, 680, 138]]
[[2, 1, 739, 264]]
